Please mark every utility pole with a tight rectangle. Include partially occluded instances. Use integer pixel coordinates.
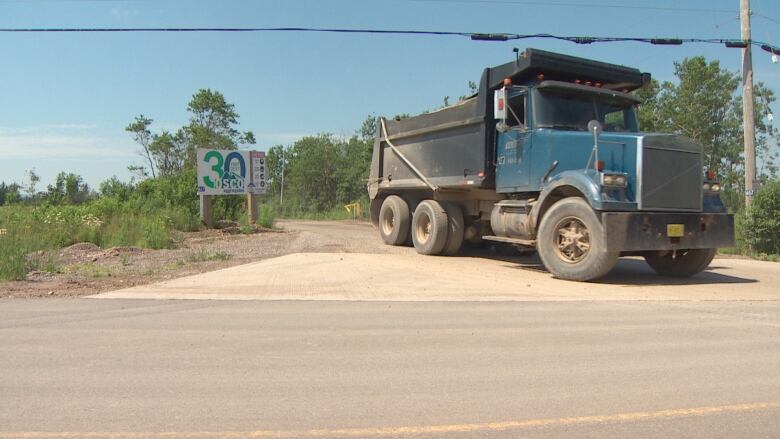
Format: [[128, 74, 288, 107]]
[[741, 0, 757, 207]]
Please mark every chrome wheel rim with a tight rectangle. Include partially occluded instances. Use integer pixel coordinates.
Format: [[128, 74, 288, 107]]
[[553, 217, 590, 263]]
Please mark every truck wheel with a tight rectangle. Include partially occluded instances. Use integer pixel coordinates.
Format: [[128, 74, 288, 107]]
[[537, 198, 618, 281], [441, 202, 464, 256], [378, 196, 410, 246], [412, 200, 449, 255], [644, 249, 716, 277]]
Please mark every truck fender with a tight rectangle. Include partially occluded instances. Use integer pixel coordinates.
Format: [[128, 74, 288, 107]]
[[528, 170, 603, 235]]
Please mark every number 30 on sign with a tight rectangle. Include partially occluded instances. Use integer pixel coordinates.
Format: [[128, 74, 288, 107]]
[[196, 148, 267, 195]]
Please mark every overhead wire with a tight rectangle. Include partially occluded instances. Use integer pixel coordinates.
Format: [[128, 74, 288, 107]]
[[402, 0, 736, 14], [0, 26, 778, 54]]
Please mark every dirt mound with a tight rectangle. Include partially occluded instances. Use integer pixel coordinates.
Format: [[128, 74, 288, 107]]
[[62, 242, 101, 253], [103, 247, 143, 257], [58, 242, 103, 264]]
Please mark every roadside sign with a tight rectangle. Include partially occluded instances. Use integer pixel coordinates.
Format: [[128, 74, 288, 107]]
[[197, 148, 267, 195]]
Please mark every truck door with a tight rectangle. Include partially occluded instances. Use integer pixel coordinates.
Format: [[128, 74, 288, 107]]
[[496, 91, 532, 192]]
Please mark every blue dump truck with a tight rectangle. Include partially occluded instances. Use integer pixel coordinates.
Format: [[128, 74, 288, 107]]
[[368, 48, 734, 281]]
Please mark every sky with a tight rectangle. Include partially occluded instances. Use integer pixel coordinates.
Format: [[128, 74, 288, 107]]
[[1, 0, 780, 189]]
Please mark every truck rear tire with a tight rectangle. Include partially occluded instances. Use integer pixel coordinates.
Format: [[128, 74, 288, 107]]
[[379, 196, 410, 246], [441, 202, 464, 256], [643, 248, 716, 277], [412, 200, 449, 255], [537, 197, 619, 281]]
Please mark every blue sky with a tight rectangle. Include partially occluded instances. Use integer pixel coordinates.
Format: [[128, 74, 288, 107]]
[[1, 0, 779, 189]]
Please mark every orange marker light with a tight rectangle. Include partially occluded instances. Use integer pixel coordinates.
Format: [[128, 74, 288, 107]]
[[503, 78, 512, 86], [707, 170, 717, 180], [537, 73, 545, 81], [597, 160, 605, 171]]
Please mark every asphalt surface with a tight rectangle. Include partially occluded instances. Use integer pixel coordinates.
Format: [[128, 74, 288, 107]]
[[2, 299, 780, 438]]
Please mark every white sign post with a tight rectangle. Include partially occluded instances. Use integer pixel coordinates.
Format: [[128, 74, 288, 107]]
[[196, 148, 267, 226]]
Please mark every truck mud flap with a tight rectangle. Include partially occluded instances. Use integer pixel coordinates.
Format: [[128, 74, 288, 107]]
[[602, 212, 735, 252]]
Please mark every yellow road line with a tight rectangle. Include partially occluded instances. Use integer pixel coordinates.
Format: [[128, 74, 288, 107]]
[[3, 401, 780, 438]]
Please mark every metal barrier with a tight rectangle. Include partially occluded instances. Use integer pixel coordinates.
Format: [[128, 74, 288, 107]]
[[343, 202, 362, 220]]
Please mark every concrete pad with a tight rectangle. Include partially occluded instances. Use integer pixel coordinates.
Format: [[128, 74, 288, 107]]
[[91, 253, 780, 301]]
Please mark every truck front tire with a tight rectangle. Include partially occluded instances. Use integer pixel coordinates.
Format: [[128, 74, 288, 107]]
[[379, 196, 410, 246], [537, 198, 618, 281], [412, 200, 449, 255], [643, 248, 716, 277]]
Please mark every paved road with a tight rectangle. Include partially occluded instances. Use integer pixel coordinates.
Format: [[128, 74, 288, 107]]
[[2, 299, 780, 438]]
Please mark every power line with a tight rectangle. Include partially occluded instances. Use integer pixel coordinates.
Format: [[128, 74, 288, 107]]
[[2, 26, 778, 53], [403, 0, 736, 14]]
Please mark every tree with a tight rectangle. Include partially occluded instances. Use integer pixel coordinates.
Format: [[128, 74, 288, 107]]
[[46, 172, 90, 204], [284, 135, 343, 212], [149, 129, 187, 177], [23, 169, 40, 199], [265, 144, 286, 200], [183, 89, 256, 164], [0, 182, 19, 205], [99, 176, 134, 202], [458, 80, 478, 101], [1, 183, 21, 205], [742, 180, 780, 254], [126, 115, 156, 178]]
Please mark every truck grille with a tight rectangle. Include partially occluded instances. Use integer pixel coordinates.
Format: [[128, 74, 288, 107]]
[[639, 135, 702, 211]]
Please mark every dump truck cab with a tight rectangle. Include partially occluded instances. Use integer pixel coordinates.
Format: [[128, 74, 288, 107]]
[[368, 49, 734, 281]]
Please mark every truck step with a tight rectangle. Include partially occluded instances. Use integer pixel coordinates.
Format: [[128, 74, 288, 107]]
[[482, 235, 536, 246], [494, 199, 535, 213]]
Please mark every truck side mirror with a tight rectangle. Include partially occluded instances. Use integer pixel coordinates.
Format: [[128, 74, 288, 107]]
[[587, 120, 602, 137]]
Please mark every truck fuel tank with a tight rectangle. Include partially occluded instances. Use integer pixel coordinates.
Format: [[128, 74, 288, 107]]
[[490, 200, 533, 240]]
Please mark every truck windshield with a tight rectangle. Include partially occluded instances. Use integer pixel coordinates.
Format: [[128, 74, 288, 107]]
[[535, 88, 638, 132]]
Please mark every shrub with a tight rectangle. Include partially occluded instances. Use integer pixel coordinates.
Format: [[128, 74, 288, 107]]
[[141, 217, 171, 249], [258, 204, 276, 228], [743, 181, 780, 255]]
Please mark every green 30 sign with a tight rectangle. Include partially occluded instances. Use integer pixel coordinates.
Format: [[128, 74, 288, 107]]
[[197, 148, 266, 195]]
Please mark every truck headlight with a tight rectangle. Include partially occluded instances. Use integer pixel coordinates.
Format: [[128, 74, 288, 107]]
[[601, 173, 627, 187]]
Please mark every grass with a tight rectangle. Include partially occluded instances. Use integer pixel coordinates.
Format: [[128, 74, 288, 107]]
[[0, 203, 200, 281]]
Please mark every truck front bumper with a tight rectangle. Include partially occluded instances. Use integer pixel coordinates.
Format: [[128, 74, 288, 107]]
[[602, 212, 735, 252]]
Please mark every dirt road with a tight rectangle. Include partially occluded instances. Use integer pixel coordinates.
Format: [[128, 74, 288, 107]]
[[93, 220, 780, 302]]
